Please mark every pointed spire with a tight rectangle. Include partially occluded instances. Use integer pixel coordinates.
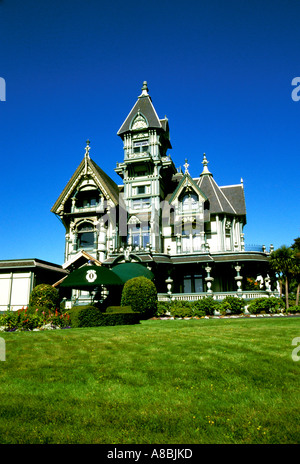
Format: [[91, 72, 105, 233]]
[[200, 153, 212, 176], [139, 81, 149, 97]]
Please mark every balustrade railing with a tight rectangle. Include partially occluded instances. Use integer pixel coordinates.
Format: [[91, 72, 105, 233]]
[[158, 290, 273, 302]]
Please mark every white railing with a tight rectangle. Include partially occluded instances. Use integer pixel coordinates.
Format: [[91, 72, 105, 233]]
[[158, 290, 273, 302]]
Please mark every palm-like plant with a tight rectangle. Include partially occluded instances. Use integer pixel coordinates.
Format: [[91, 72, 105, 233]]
[[269, 245, 294, 309]]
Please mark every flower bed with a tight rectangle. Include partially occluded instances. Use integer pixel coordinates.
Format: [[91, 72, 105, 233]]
[[0, 307, 71, 332]]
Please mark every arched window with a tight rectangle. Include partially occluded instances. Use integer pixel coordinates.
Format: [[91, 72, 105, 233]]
[[77, 222, 94, 249]]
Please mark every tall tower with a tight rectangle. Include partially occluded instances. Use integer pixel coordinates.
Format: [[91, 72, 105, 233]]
[[115, 82, 176, 251]]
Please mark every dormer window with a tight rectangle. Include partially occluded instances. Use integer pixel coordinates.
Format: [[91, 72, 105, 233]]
[[182, 193, 198, 211], [75, 188, 99, 209]]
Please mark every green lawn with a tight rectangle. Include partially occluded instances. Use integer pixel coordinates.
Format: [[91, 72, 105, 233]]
[[0, 318, 299, 444]]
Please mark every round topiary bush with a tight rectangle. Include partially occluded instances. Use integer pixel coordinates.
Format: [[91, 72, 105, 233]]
[[121, 276, 157, 319], [28, 284, 60, 314]]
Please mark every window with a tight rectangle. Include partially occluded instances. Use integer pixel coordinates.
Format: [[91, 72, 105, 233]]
[[128, 223, 150, 248], [142, 226, 150, 248], [137, 185, 146, 195], [182, 193, 198, 211], [133, 140, 149, 153], [183, 274, 203, 293], [76, 189, 99, 209], [181, 224, 201, 252], [77, 223, 94, 249], [132, 198, 151, 210]]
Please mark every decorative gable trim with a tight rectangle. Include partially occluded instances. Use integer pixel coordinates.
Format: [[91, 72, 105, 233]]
[[51, 156, 120, 215], [169, 173, 208, 205]]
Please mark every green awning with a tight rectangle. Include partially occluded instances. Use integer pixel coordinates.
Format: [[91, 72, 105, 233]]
[[110, 262, 154, 284], [60, 264, 123, 290]]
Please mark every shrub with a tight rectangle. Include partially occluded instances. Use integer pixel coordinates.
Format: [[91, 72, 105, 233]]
[[170, 306, 193, 318], [220, 296, 244, 314], [121, 277, 157, 319], [156, 302, 171, 316], [29, 284, 60, 313], [100, 313, 140, 326], [106, 306, 133, 314], [67, 305, 140, 328], [287, 305, 300, 314], [67, 305, 100, 328], [248, 297, 283, 314], [191, 297, 220, 316]]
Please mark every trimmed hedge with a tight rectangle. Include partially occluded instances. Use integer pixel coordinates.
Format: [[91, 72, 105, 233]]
[[121, 276, 157, 319], [106, 306, 133, 314], [67, 305, 140, 328]]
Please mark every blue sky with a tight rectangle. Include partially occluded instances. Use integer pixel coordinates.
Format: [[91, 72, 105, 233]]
[[0, 0, 299, 264]]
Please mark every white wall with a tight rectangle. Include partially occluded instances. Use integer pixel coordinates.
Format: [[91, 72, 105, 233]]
[[0, 273, 33, 311]]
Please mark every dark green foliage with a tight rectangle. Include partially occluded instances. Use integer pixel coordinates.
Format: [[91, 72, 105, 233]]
[[156, 302, 170, 316], [67, 305, 140, 328], [287, 305, 300, 313], [67, 305, 101, 328], [121, 276, 157, 318], [29, 284, 60, 313], [156, 298, 219, 317], [220, 296, 244, 314], [106, 306, 133, 314], [100, 313, 140, 326], [170, 305, 193, 318], [248, 297, 284, 314], [191, 297, 220, 316]]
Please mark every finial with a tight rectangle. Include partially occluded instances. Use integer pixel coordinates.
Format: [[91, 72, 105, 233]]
[[84, 139, 90, 158], [184, 159, 190, 174], [139, 81, 149, 97], [200, 153, 212, 176]]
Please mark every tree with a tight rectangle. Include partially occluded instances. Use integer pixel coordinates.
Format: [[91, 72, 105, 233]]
[[291, 238, 300, 306], [269, 245, 294, 309]]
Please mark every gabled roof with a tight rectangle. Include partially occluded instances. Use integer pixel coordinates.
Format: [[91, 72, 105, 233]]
[[117, 82, 164, 136], [51, 142, 120, 214], [220, 184, 246, 216], [197, 174, 238, 215], [0, 258, 66, 273], [62, 250, 102, 270], [197, 154, 246, 217], [169, 172, 208, 204]]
